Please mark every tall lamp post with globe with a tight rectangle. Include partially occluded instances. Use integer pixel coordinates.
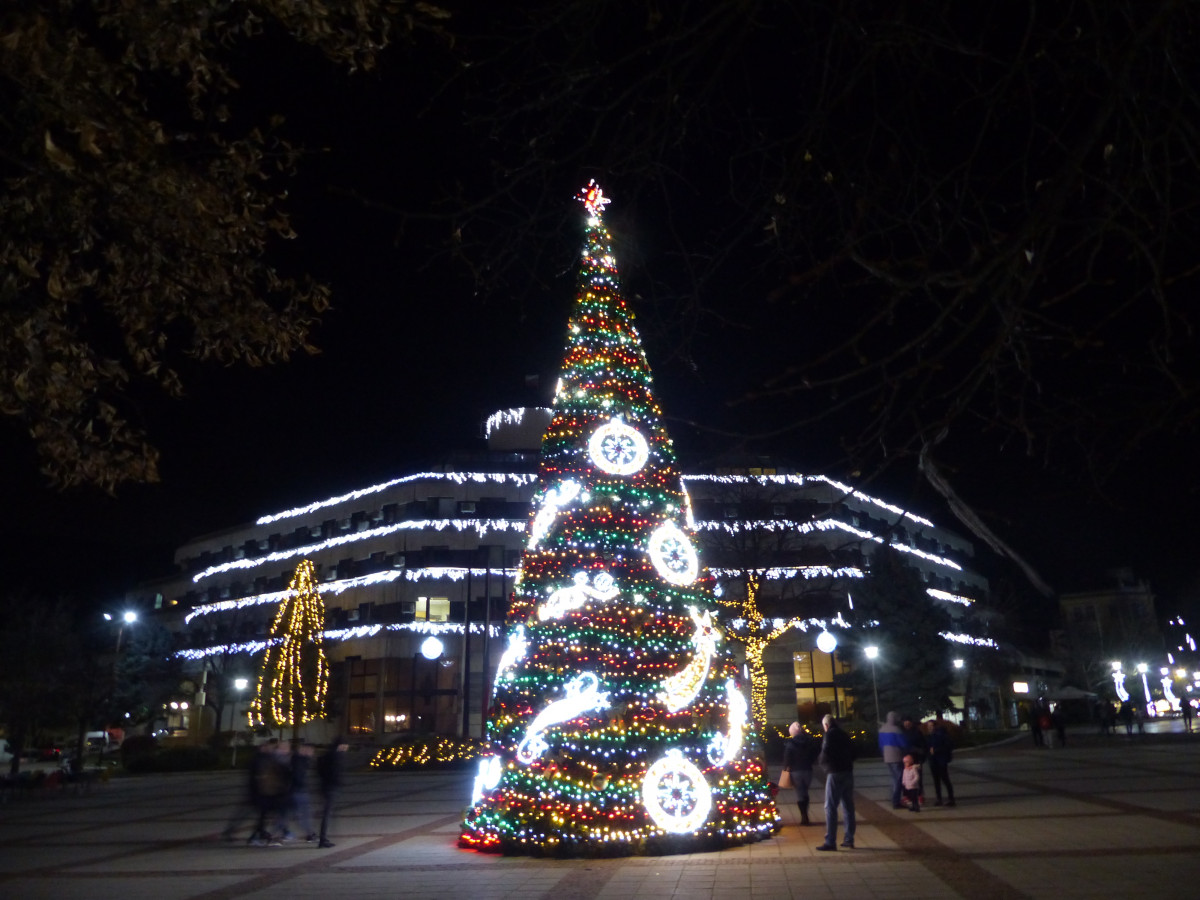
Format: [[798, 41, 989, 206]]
[[864, 645, 880, 724], [229, 677, 248, 767], [102, 610, 138, 742]]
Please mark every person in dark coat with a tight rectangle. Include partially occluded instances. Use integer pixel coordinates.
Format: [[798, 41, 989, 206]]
[[249, 739, 292, 845], [925, 716, 956, 807], [1119, 701, 1134, 735], [317, 736, 348, 848], [1050, 706, 1067, 748], [815, 714, 855, 851], [782, 721, 821, 825], [1030, 705, 1046, 745], [288, 741, 316, 841], [221, 742, 273, 842]]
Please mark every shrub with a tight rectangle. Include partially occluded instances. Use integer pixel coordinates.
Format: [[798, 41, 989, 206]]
[[119, 734, 158, 768], [369, 734, 484, 770], [124, 745, 220, 773]]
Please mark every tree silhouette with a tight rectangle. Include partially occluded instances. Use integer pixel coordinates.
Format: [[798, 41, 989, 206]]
[[838, 552, 956, 719], [372, 1, 1200, 592], [0, 2, 450, 490]]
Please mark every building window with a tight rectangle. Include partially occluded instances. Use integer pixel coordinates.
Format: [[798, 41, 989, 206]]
[[415, 596, 450, 622], [793, 648, 850, 721], [347, 657, 380, 736]]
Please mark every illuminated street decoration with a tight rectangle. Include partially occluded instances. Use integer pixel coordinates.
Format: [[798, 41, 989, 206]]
[[538, 570, 620, 621], [660, 607, 719, 712], [248, 559, 329, 729], [707, 680, 748, 766], [193, 517, 527, 583], [459, 185, 778, 855], [176, 619, 503, 660], [1112, 664, 1131, 703], [256, 471, 538, 526], [588, 417, 650, 475], [529, 480, 582, 549], [1160, 669, 1179, 711], [683, 473, 935, 528], [472, 756, 505, 805], [493, 625, 529, 687], [648, 521, 700, 585], [515, 672, 610, 764], [642, 750, 713, 834]]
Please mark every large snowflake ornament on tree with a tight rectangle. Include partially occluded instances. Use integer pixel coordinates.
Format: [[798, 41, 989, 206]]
[[459, 185, 779, 856]]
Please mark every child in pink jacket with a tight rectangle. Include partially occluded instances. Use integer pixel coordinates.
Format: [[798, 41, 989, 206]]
[[901, 754, 922, 812]]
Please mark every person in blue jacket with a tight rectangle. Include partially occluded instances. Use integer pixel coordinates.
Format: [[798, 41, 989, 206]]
[[878, 711, 906, 809]]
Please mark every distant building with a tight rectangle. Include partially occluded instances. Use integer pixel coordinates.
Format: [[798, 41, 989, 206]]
[[1058, 568, 1165, 695], [132, 408, 990, 741]]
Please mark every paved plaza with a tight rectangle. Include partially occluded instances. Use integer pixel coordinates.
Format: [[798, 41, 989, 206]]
[[2, 729, 1199, 899]]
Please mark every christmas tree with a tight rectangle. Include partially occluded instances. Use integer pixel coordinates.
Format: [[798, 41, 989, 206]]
[[460, 182, 779, 856], [249, 558, 330, 733]]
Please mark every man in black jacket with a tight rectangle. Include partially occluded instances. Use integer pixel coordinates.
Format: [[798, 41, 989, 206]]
[[816, 714, 856, 850]]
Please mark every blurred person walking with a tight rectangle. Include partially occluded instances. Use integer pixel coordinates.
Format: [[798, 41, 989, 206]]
[[316, 736, 348, 848], [288, 741, 316, 841], [249, 739, 292, 845]]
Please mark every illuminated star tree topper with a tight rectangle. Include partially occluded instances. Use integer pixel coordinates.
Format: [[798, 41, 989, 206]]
[[577, 178, 611, 219]]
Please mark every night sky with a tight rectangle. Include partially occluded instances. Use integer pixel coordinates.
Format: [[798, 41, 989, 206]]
[[5, 5, 1198, 622]]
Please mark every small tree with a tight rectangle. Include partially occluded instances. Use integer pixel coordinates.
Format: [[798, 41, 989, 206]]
[[717, 573, 825, 730], [249, 560, 329, 736]]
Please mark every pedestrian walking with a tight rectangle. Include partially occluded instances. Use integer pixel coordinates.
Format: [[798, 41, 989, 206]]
[[221, 743, 270, 842], [1029, 705, 1046, 746], [1183, 699, 1194, 732], [878, 711, 906, 809], [317, 736, 348, 848], [1050, 706, 1067, 748], [288, 741, 316, 842], [1119, 701, 1134, 735], [782, 721, 820, 826], [926, 715, 956, 807], [815, 714, 855, 851], [249, 739, 291, 845]]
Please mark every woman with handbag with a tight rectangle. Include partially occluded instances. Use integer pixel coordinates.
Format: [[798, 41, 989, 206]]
[[782, 721, 820, 825]]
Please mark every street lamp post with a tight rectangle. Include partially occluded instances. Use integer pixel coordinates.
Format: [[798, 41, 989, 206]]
[[865, 646, 880, 724], [104, 610, 138, 654], [102, 611, 139, 748], [229, 677, 249, 767]]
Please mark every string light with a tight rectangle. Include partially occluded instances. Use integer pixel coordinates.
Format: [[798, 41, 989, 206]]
[[248, 559, 329, 729], [255, 471, 538, 526], [193, 518, 527, 584], [682, 473, 936, 528], [176, 620, 504, 661]]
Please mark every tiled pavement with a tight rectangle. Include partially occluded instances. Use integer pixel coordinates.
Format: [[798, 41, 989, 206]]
[[2, 730, 1199, 899]]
